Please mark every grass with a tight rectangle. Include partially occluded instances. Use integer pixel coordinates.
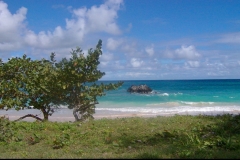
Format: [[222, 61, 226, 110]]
[[0, 114, 240, 158]]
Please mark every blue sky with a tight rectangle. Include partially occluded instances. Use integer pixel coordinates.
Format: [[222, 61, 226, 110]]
[[1, 0, 240, 80]]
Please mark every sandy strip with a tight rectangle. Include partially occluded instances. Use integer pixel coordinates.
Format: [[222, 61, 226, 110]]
[[1, 113, 162, 122], [1, 109, 240, 122]]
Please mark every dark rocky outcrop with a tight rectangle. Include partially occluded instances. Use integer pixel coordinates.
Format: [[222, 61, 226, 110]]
[[127, 84, 152, 94]]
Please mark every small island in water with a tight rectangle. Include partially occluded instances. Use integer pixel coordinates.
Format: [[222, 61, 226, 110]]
[[127, 84, 152, 94]]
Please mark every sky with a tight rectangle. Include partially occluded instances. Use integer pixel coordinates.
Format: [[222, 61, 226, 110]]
[[0, 0, 240, 80]]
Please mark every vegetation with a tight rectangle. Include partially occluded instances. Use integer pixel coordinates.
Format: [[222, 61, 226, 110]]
[[0, 40, 123, 121], [1, 39, 239, 158], [0, 53, 62, 121], [0, 114, 240, 158], [55, 40, 123, 121]]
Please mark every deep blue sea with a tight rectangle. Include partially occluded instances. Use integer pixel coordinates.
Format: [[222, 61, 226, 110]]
[[95, 79, 240, 115]]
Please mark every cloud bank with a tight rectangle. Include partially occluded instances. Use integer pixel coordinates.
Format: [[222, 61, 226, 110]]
[[0, 0, 123, 56], [0, 0, 240, 80]]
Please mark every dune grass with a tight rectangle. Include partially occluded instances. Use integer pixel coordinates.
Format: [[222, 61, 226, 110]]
[[0, 114, 240, 158]]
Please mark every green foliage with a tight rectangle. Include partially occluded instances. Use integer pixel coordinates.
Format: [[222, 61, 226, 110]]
[[0, 115, 240, 158], [25, 133, 42, 145], [52, 133, 70, 149], [0, 53, 61, 120], [0, 40, 123, 121], [0, 116, 22, 143], [55, 39, 123, 121], [0, 116, 15, 143]]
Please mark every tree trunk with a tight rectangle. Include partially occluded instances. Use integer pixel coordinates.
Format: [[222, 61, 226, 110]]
[[73, 102, 98, 122], [73, 107, 81, 121], [41, 108, 49, 121]]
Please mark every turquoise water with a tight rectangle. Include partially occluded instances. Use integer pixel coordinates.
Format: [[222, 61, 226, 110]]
[[95, 79, 240, 115], [1, 79, 240, 119]]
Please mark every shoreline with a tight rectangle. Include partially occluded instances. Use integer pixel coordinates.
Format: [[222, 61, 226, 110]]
[[1, 108, 240, 122]]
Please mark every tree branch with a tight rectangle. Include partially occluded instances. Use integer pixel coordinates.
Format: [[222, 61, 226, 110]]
[[73, 102, 98, 121], [14, 114, 44, 122]]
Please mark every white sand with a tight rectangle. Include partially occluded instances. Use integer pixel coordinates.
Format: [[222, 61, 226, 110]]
[[0, 109, 162, 122], [1, 108, 240, 122]]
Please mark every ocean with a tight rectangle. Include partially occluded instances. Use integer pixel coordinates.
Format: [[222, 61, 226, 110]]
[[95, 79, 240, 116], [1, 79, 240, 121]]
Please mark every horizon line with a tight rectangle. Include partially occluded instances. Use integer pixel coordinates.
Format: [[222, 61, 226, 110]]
[[99, 78, 240, 81]]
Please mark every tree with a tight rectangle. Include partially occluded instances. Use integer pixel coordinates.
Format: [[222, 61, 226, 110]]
[[0, 54, 63, 121], [0, 40, 123, 121], [56, 39, 123, 121]]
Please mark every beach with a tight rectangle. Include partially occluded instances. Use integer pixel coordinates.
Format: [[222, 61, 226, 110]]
[[0, 108, 164, 122], [1, 108, 240, 122], [1, 79, 240, 122]]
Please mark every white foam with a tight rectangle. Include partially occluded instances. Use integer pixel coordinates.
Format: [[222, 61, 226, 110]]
[[146, 102, 180, 107], [96, 105, 240, 115], [96, 99, 240, 115], [180, 101, 197, 105], [158, 93, 169, 96], [174, 92, 183, 96], [180, 101, 215, 106]]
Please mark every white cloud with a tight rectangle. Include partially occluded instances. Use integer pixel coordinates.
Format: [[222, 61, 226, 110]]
[[217, 32, 240, 44], [126, 72, 154, 77], [0, 1, 27, 54], [130, 58, 143, 68], [105, 0, 123, 10], [122, 42, 137, 53], [0, 1, 27, 42], [101, 61, 109, 66], [106, 38, 122, 50], [115, 60, 125, 69], [145, 44, 154, 56], [126, 23, 132, 32], [186, 61, 200, 68], [0, 0, 123, 55], [174, 45, 201, 60], [82, 0, 122, 35], [100, 53, 113, 61]]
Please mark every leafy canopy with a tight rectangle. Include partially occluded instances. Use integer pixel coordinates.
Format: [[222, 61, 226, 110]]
[[56, 40, 123, 121], [0, 40, 123, 121]]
